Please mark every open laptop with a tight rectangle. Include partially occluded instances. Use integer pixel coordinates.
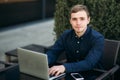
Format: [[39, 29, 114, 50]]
[[17, 48, 65, 80]]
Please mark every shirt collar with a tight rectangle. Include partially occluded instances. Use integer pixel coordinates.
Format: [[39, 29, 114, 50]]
[[72, 26, 90, 39]]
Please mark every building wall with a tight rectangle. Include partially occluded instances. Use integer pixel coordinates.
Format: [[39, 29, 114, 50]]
[[0, 0, 56, 28]]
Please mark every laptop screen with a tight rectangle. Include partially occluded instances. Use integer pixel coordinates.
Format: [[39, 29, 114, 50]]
[[17, 48, 66, 80], [17, 48, 49, 80]]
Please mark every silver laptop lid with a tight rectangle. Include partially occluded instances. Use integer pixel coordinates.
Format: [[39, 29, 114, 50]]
[[17, 48, 49, 80]]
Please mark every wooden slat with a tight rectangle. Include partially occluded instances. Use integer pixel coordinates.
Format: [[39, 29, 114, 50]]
[[0, 0, 35, 3]]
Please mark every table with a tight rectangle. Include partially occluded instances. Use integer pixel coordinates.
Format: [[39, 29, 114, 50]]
[[5, 44, 50, 62], [20, 72, 65, 80], [0, 61, 65, 80], [0, 61, 102, 80]]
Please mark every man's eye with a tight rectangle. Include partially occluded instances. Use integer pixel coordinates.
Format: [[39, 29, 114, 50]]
[[72, 18, 77, 21], [80, 18, 85, 20]]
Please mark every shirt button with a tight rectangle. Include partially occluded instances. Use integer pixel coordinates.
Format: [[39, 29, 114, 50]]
[[77, 41, 80, 44], [76, 50, 79, 53]]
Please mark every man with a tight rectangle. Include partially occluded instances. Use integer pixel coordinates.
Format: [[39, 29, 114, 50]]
[[47, 4, 104, 79]]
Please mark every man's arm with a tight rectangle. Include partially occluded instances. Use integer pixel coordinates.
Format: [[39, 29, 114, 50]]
[[63, 36, 104, 73]]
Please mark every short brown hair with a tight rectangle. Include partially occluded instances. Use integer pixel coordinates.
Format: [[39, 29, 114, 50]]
[[70, 4, 90, 17]]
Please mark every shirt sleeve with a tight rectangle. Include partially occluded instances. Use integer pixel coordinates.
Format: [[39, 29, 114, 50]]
[[46, 31, 68, 66]]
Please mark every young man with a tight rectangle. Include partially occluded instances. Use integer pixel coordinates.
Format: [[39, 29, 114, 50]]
[[47, 4, 104, 79]]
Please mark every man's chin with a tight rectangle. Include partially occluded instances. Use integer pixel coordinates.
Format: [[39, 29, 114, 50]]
[[76, 30, 83, 33]]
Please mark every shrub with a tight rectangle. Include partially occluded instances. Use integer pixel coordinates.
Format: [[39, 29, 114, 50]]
[[54, 0, 120, 40]]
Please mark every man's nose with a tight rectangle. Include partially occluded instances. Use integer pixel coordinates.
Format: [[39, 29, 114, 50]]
[[76, 20, 81, 25]]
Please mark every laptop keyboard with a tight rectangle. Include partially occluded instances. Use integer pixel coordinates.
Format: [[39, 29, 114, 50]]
[[49, 73, 66, 80]]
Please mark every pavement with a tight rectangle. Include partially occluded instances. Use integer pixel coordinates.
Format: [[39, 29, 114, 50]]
[[0, 19, 55, 61]]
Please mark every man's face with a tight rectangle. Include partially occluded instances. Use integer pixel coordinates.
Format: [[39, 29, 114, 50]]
[[70, 10, 90, 34]]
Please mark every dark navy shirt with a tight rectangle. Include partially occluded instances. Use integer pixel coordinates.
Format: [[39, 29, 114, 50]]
[[47, 26, 104, 73]]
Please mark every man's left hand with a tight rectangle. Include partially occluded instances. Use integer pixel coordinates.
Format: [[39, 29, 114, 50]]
[[49, 65, 65, 76]]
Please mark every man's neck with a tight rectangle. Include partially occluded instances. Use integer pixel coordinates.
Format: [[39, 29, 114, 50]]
[[75, 31, 84, 38], [75, 28, 87, 38]]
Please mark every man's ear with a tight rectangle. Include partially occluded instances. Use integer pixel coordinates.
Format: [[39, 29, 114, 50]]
[[87, 17, 90, 24], [70, 19, 72, 24]]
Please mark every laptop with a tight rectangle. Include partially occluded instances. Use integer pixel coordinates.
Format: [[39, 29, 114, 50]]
[[17, 48, 65, 80]]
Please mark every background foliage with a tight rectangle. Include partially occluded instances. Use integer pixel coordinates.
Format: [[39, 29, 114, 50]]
[[54, 0, 120, 40]]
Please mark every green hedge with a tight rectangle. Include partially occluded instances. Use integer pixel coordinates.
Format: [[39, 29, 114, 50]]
[[54, 0, 120, 40]]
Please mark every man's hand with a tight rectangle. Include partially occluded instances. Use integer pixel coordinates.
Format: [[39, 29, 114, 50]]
[[49, 65, 65, 76]]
